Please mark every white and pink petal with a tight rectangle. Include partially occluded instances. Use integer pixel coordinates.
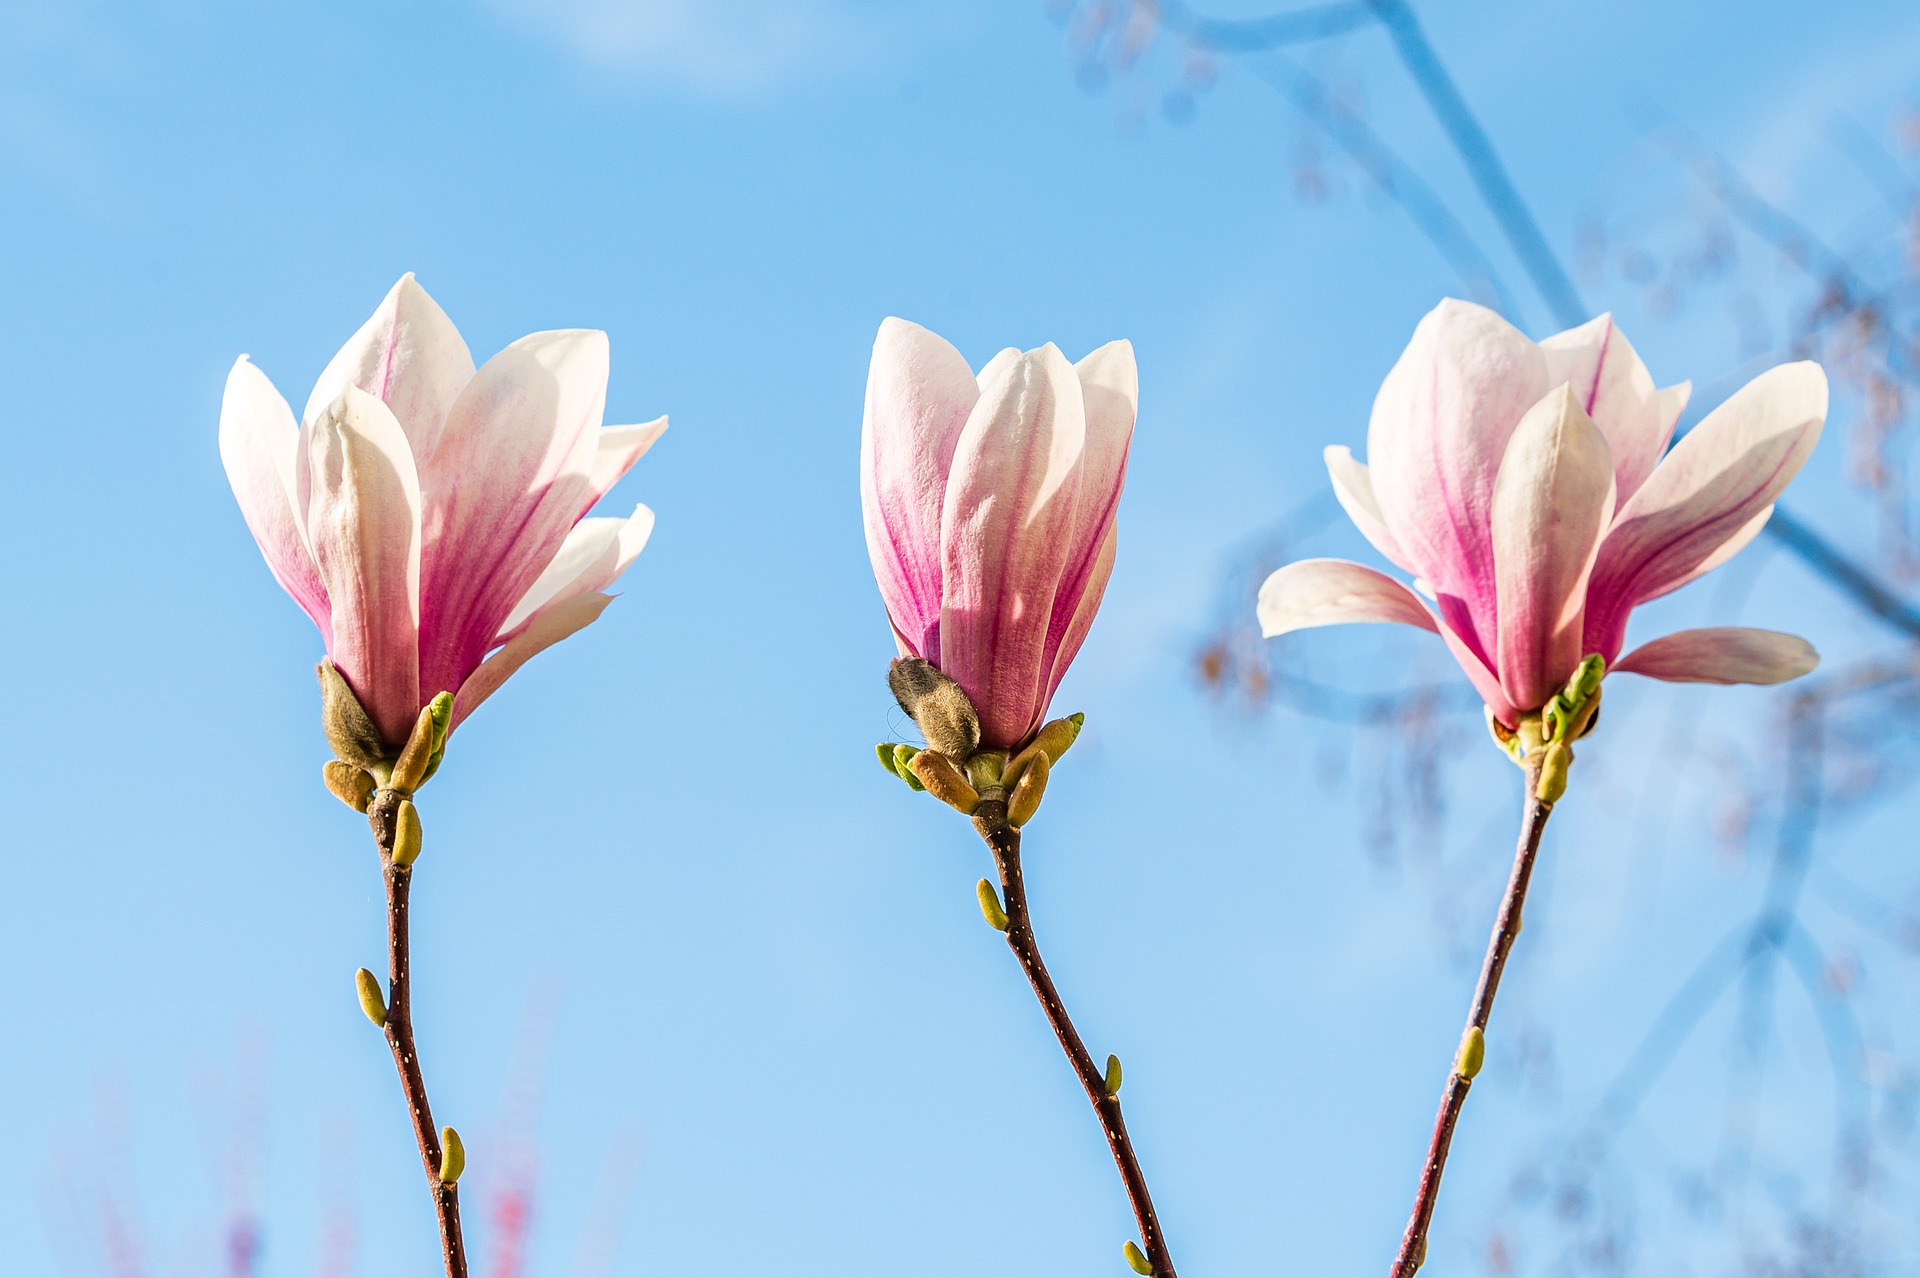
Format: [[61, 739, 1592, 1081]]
[[1612, 627, 1818, 685]]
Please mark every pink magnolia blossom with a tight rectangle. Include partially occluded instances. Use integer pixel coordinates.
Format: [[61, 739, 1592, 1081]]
[[1258, 299, 1825, 725], [861, 318, 1136, 750], [220, 274, 665, 750]]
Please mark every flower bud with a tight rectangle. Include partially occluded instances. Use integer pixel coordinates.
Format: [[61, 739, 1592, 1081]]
[[1104, 1053, 1123, 1096], [976, 878, 1009, 931], [391, 692, 452, 793], [323, 761, 375, 812], [887, 658, 981, 761], [438, 1126, 466, 1185], [1007, 750, 1049, 827], [391, 799, 423, 868], [355, 968, 388, 1027], [317, 660, 387, 772], [910, 751, 979, 814], [1455, 1025, 1485, 1080], [1124, 1240, 1153, 1275]]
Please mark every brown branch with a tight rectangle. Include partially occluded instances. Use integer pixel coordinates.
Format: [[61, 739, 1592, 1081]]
[[366, 788, 468, 1278], [1390, 771, 1553, 1276], [972, 798, 1178, 1277]]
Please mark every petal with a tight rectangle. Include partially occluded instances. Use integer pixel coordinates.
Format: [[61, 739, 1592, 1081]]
[[1585, 362, 1826, 659], [219, 357, 331, 640], [860, 318, 979, 659], [1539, 314, 1673, 503], [1366, 299, 1552, 660], [448, 592, 614, 732], [1612, 627, 1819, 685], [587, 416, 668, 506], [1255, 558, 1440, 636], [1325, 445, 1414, 571], [1490, 385, 1617, 712], [498, 503, 654, 638], [418, 329, 609, 700], [939, 344, 1087, 749], [1038, 340, 1136, 685], [1039, 521, 1117, 723], [303, 387, 423, 749], [302, 274, 475, 464]]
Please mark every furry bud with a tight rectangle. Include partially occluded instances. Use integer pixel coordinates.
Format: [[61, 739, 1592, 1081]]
[[391, 799, 423, 868], [1006, 750, 1049, 827], [355, 968, 388, 1027], [1124, 1241, 1153, 1275], [323, 760, 375, 812], [910, 751, 979, 815], [887, 658, 980, 761], [317, 660, 388, 771], [438, 1126, 466, 1185]]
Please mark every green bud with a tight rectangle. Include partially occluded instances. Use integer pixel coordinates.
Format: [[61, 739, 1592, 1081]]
[[416, 692, 453, 787], [391, 694, 451, 793], [967, 750, 1006, 792], [876, 743, 902, 776], [391, 799, 423, 868], [1007, 750, 1049, 827], [1104, 1053, 1123, 1096], [1455, 1025, 1485, 1080], [976, 879, 1009, 931], [1031, 713, 1083, 764], [438, 1125, 466, 1185], [355, 968, 388, 1027], [1124, 1240, 1153, 1275], [323, 760, 375, 812], [1569, 654, 1605, 701], [317, 660, 388, 772], [911, 751, 980, 815], [1535, 742, 1571, 804], [893, 744, 926, 791]]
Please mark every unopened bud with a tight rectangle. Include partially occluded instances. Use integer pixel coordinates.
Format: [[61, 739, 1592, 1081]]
[[1032, 713, 1083, 764], [976, 879, 1009, 931], [1535, 742, 1571, 804], [887, 658, 981, 760], [1568, 654, 1605, 701], [1007, 750, 1049, 827], [323, 760, 375, 812], [317, 660, 387, 771], [1104, 1053, 1123, 1096], [1455, 1025, 1485, 1080], [438, 1126, 466, 1185], [391, 799, 423, 868], [391, 693, 452, 793], [355, 968, 388, 1027], [1124, 1240, 1153, 1275], [893, 744, 926, 791], [876, 743, 901, 776], [910, 751, 980, 815], [967, 750, 1006, 792]]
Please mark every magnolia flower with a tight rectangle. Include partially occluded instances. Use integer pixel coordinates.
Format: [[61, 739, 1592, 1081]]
[[220, 274, 665, 751], [861, 318, 1136, 750], [1258, 300, 1824, 726]]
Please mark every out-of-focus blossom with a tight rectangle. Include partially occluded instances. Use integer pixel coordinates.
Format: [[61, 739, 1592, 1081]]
[[861, 318, 1136, 750], [1258, 299, 1823, 725], [221, 274, 665, 750]]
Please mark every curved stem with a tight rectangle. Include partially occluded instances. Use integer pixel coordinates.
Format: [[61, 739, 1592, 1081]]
[[367, 788, 468, 1278], [1390, 771, 1553, 1276], [972, 799, 1178, 1277]]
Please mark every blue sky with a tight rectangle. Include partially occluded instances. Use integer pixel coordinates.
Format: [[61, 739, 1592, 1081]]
[[5, 1, 1920, 1274]]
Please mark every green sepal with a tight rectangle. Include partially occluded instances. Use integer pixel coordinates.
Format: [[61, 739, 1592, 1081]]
[[876, 743, 901, 776]]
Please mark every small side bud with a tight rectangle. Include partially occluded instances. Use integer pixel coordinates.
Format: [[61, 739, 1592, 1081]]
[[1007, 750, 1050, 827], [966, 750, 1006, 792], [1455, 1025, 1485, 1080], [355, 968, 388, 1027], [1032, 714, 1083, 764], [323, 761, 375, 812], [391, 799, 423, 868], [893, 744, 926, 791], [318, 660, 388, 771], [887, 658, 981, 760], [910, 751, 980, 815], [438, 1126, 466, 1185], [415, 692, 454, 787], [391, 695, 450, 793], [876, 743, 901, 776], [976, 879, 1009, 931], [1569, 654, 1605, 701], [1124, 1240, 1153, 1275], [1104, 1053, 1123, 1096], [1535, 742, 1571, 805]]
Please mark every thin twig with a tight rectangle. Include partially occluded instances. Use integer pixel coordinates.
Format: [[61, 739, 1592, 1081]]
[[972, 798, 1177, 1277], [367, 787, 468, 1278], [1391, 771, 1553, 1276]]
